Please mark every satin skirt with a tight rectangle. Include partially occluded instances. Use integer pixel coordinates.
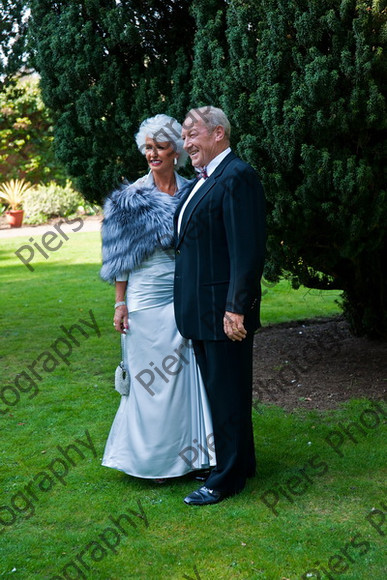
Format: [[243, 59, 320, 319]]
[[102, 250, 216, 479]]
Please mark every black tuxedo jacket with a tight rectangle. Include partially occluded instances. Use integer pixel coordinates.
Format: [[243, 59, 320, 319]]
[[173, 151, 266, 341]]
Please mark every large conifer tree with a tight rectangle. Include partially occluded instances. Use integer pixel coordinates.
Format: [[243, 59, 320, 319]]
[[189, 0, 229, 107], [29, 0, 387, 337], [28, 0, 194, 201], [225, 0, 387, 337]]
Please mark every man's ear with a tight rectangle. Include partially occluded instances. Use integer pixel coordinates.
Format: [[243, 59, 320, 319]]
[[214, 125, 226, 142]]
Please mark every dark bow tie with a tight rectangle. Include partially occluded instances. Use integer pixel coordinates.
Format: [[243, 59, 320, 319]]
[[196, 167, 208, 180]]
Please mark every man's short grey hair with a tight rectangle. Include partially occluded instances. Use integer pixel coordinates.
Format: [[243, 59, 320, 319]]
[[185, 106, 231, 140], [135, 114, 188, 169]]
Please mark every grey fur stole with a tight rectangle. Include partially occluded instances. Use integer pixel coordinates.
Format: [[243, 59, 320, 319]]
[[100, 182, 184, 283]]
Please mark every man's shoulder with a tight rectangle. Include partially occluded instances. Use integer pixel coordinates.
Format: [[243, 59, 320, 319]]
[[228, 152, 254, 169], [220, 152, 260, 179]]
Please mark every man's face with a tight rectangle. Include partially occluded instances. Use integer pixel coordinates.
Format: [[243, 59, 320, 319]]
[[181, 118, 219, 168]]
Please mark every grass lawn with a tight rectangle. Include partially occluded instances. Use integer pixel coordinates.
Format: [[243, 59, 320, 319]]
[[0, 231, 385, 579]]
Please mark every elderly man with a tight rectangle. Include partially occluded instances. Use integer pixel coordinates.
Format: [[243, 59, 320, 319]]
[[174, 106, 266, 505]]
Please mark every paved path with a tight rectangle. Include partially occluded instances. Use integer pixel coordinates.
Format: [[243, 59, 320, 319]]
[[0, 215, 102, 239]]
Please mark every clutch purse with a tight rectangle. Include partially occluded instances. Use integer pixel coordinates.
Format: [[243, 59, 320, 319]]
[[114, 333, 130, 396], [115, 361, 130, 395]]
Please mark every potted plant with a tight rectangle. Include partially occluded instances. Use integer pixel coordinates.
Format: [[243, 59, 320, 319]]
[[0, 179, 32, 228]]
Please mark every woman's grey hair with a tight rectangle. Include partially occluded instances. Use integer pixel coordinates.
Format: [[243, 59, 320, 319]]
[[185, 106, 231, 140], [135, 114, 188, 169]]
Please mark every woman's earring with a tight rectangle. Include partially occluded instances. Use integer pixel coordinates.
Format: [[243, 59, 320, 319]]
[[174, 157, 178, 166]]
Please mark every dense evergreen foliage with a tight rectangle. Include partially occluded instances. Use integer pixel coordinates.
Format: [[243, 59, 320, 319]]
[[225, 0, 387, 337], [28, 0, 194, 201], [27, 0, 387, 336]]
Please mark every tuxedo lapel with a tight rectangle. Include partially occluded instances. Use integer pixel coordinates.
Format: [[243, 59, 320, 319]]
[[173, 178, 195, 239], [174, 178, 196, 213], [177, 178, 215, 245], [176, 151, 237, 248]]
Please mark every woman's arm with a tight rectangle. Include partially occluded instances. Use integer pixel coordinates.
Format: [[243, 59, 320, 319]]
[[113, 280, 129, 334]]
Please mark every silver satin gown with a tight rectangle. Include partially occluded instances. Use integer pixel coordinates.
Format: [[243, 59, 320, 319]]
[[102, 247, 216, 479]]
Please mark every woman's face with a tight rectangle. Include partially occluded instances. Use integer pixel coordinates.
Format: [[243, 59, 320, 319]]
[[145, 137, 177, 174]]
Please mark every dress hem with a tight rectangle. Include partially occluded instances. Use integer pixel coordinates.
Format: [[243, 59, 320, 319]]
[[101, 461, 215, 479]]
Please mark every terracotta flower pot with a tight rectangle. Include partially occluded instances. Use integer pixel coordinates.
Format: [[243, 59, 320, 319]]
[[6, 209, 24, 228]]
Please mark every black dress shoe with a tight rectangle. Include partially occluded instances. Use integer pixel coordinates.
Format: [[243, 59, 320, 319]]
[[184, 486, 226, 506]]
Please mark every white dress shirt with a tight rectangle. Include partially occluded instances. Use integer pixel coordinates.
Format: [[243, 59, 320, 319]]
[[177, 147, 231, 234]]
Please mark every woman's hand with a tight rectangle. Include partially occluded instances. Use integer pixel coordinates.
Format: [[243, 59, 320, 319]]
[[113, 304, 129, 334]]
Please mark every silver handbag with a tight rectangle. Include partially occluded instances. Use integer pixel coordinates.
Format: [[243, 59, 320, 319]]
[[114, 333, 130, 396]]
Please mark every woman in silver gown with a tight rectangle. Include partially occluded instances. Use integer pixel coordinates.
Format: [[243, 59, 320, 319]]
[[100, 114, 215, 481]]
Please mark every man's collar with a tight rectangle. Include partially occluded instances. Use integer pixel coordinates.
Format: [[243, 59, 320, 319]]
[[206, 147, 232, 177]]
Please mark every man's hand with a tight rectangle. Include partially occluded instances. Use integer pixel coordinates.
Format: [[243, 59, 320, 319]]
[[223, 311, 247, 341]]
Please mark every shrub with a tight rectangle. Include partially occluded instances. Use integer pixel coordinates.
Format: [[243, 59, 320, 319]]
[[23, 181, 85, 224]]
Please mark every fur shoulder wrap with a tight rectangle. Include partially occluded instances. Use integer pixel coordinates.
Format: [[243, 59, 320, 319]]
[[100, 179, 184, 283]]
